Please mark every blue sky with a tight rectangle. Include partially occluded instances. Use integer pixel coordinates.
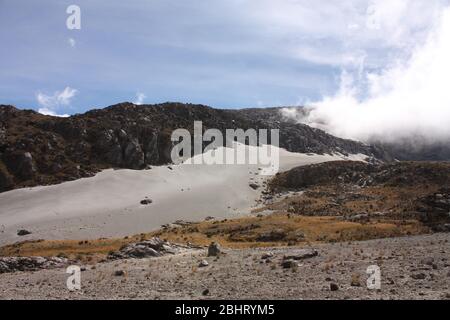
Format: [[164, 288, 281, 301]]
[[0, 0, 448, 116]]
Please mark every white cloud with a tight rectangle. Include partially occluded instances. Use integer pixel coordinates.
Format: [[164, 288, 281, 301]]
[[285, 5, 450, 145], [68, 38, 76, 47], [37, 107, 70, 118], [36, 86, 77, 117], [134, 92, 146, 105]]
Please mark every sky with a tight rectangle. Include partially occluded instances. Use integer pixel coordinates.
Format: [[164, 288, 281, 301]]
[[0, 0, 449, 144]]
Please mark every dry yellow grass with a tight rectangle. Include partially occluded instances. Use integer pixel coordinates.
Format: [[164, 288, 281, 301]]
[[0, 213, 429, 262]]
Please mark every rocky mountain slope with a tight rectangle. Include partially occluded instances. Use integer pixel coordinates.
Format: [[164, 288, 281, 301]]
[[269, 161, 450, 232], [0, 103, 391, 192]]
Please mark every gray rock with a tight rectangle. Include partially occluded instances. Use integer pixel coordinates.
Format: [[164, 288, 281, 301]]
[[283, 249, 318, 261], [411, 273, 426, 280], [108, 237, 180, 259], [207, 242, 221, 257], [281, 260, 297, 269], [114, 270, 125, 276], [199, 260, 209, 267], [330, 283, 339, 291], [249, 183, 260, 190], [17, 229, 31, 236], [140, 198, 153, 205], [0, 256, 68, 274], [261, 252, 274, 260]]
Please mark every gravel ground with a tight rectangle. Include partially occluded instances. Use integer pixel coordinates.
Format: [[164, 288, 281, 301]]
[[1, 233, 449, 300]]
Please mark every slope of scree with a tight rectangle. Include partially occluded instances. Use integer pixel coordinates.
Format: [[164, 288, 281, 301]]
[[0, 102, 391, 192]]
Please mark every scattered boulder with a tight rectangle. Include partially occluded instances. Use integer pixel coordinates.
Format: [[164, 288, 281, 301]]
[[421, 257, 434, 266], [114, 270, 125, 277], [140, 198, 153, 205], [207, 242, 221, 257], [283, 249, 318, 261], [261, 252, 274, 260], [281, 260, 297, 269], [411, 273, 426, 280], [249, 183, 260, 190], [330, 283, 339, 291], [0, 256, 68, 274], [108, 237, 181, 260], [17, 229, 31, 236], [199, 260, 209, 268]]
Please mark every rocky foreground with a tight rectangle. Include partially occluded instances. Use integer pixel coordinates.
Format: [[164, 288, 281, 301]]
[[0, 233, 449, 300]]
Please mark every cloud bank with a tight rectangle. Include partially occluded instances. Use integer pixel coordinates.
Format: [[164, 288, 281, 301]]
[[284, 2, 450, 145]]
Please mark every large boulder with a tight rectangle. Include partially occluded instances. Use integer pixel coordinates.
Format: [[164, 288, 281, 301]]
[[207, 242, 221, 257], [0, 256, 68, 274], [108, 237, 181, 260]]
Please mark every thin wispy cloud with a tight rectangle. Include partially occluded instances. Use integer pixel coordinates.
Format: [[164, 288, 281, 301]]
[[68, 38, 76, 48], [36, 86, 77, 117], [134, 92, 146, 105]]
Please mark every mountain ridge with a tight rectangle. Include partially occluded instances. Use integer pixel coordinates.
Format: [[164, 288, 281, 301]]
[[0, 102, 392, 192]]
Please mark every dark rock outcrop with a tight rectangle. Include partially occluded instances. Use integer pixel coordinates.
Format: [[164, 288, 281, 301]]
[[0, 103, 392, 192], [270, 161, 450, 191], [107, 237, 184, 260], [0, 256, 68, 274]]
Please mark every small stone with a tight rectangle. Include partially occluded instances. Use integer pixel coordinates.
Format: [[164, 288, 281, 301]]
[[281, 260, 297, 269], [114, 270, 125, 277], [140, 199, 153, 205], [330, 283, 339, 291], [249, 183, 260, 190], [208, 242, 221, 257], [283, 249, 318, 261], [411, 273, 426, 280], [261, 252, 274, 260], [202, 289, 209, 296], [421, 257, 434, 266], [199, 260, 209, 267], [17, 229, 31, 236]]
